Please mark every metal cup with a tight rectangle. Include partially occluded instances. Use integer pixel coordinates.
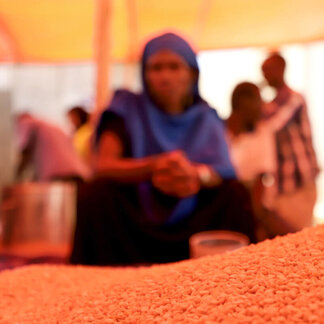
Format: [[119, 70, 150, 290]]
[[0, 182, 76, 258]]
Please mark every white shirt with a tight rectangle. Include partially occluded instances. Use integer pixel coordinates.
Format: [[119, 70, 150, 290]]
[[228, 121, 276, 182]]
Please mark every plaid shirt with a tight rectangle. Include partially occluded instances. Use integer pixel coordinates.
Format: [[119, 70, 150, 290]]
[[264, 88, 319, 194]]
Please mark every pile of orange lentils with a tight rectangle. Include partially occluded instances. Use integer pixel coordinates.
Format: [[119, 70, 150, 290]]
[[1, 225, 323, 323]]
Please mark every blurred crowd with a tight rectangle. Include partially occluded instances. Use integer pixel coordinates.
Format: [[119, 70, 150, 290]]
[[9, 32, 319, 266]]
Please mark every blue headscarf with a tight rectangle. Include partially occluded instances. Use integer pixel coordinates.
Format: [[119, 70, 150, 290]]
[[97, 32, 236, 225], [141, 32, 200, 97]]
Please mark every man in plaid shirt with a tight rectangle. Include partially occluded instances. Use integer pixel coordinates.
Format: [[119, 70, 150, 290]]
[[261, 53, 319, 235]]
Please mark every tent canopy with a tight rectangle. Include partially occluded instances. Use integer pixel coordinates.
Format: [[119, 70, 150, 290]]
[[1, 0, 324, 63]]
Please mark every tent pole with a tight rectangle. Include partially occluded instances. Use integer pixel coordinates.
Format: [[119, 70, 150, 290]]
[[122, 0, 138, 88], [94, 0, 112, 116]]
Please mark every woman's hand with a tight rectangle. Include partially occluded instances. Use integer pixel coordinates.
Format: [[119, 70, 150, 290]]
[[152, 150, 200, 198]]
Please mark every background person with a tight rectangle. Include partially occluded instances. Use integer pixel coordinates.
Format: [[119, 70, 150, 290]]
[[15, 113, 90, 182], [227, 82, 275, 183], [66, 106, 93, 165], [260, 53, 319, 234], [227, 82, 277, 240]]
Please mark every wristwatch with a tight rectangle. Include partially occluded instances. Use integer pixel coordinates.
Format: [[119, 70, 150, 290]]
[[196, 165, 212, 186]]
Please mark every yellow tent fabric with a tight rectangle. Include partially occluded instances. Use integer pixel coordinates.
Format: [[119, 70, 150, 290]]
[[1, 0, 324, 63], [0, 0, 94, 62]]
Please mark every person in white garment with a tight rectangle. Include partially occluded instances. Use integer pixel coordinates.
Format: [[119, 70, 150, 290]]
[[227, 82, 277, 240], [227, 82, 276, 184]]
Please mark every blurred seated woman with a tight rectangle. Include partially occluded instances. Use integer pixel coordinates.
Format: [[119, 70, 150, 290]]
[[70, 33, 256, 266]]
